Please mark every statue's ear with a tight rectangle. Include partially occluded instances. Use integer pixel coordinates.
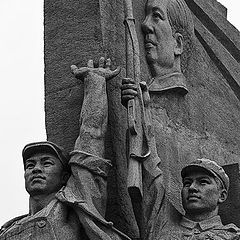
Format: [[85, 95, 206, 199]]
[[174, 33, 183, 56], [218, 189, 228, 204], [62, 171, 70, 185]]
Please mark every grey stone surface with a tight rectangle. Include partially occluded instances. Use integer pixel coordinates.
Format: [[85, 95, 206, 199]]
[[209, 0, 227, 18], [220, 164, 240, 226], [44, 1, 139, 237], [0, 62, 131, 240], [44, 0, 240, 238], [157, 159, 240, 239]]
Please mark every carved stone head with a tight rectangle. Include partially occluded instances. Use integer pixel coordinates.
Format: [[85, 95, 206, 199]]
[[142, 0, 194, 78], [181, 159, 228, 219], [22, 141, 70, 197]]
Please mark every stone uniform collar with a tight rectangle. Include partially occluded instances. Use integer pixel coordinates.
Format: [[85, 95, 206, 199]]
[[149, 72, 188, 95], [180, 215, 223, 231]]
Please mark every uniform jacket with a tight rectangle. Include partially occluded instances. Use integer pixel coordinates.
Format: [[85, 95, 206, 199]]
[[0, 151, 130, 240], [159, 215, 240, 240]]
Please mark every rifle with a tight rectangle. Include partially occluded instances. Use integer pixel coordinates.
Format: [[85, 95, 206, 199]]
[[123, 0, 150, 225]]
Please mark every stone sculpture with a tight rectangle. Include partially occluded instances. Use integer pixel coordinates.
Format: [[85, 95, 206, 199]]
[[122, 80, 240, 239], [142, 0, 194, 94], [3, 0, 240, 238], [0, 58, 130, 240], [122, 0, 240, 239], [121, 0, 195, 237], [160, 159, 240, 239], [44, 0, 240, 235]]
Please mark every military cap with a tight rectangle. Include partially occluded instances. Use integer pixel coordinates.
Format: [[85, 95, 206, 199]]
[[22, 141, 70, 168], [181, 158, 229, 191]]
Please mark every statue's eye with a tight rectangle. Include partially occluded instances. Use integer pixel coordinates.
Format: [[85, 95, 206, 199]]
[[26, 162, 35, 169], [199, 179, 210, 185], [183, 180, 191, 187], [152, 11, 164, 21], [44, 161, 54, 167]]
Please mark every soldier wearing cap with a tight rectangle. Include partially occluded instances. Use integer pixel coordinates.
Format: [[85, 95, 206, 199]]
[[159, 158, 240, 239], [0, 58, 129, 240]]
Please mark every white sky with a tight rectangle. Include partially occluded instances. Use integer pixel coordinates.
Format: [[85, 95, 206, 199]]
[[0, 0, 239, 227]]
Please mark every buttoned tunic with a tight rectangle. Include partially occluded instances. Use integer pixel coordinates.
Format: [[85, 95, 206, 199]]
[[0, 152, 130, 240], [159, 215, 240, 239]]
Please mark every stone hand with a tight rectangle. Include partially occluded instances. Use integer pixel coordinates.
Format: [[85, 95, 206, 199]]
[[121, 79, 150, 108], [71, 57, 120, 81], [121, 78, 138, 107], [139, 81, 150, 108]]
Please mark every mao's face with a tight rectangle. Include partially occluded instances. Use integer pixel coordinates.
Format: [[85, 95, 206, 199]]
[[142, 0, 176, 71], [24, 153, 65, 197], [181, 170, 224, 215]]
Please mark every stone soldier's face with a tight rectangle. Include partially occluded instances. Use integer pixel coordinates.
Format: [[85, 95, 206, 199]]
[[24, 153, 67, 197], [142, 0, 178, 75], [181, 170, 226, 215]]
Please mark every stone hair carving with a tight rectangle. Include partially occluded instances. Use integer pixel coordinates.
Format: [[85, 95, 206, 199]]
[[167, 0, 194, 73]]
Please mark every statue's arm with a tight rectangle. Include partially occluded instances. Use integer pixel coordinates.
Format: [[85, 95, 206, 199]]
[[59, 58, 120, 218], [57, 58, 130, 240], [121, 79, 169, 239], [121, 79, 162, 180], [72, 57, 120, 156]]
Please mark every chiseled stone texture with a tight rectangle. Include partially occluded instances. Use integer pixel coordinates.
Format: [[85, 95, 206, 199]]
[[45, 0, 240, 236], [221, 164, 240, 227], [209, 0, 227, 17], [44, 0, 140, 237], [149, 0, 240, 227]]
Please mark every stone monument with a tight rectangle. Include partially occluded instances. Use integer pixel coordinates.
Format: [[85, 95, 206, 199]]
[[44, 0, 240, 238], [0, 59, 133, 239]]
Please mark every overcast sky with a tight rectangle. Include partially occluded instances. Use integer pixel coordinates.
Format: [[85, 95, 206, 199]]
[[0, 0, 239, 227]]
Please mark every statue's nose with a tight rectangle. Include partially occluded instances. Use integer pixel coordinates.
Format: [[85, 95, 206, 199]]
[[141, 16, 154, 34]]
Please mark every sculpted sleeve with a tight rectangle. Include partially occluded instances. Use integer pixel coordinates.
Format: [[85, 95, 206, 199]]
[[142, 138, 183, 240], [140, 88, 181, 240], [68, 70, 110, 216], [141, 135, 167, 240], [56, 67, 130, 240]]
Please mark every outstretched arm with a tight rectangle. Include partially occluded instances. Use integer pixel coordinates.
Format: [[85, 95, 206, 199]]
[[72, 57, 120, 157], [57, 59, 131, 239], [68, 57, 120, 215], [121, 79, 168, 240]]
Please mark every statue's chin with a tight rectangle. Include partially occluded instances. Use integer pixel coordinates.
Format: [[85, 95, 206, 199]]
[[146, 55, 178, 78]]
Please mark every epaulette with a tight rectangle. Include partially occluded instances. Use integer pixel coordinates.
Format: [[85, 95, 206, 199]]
[[220, 223, 240, 233], [0, 214, 28, 235]]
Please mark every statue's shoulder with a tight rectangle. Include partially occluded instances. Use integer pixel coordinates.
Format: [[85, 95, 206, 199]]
[[0, 214, 28, 235], [221, 223, 240, 233]]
